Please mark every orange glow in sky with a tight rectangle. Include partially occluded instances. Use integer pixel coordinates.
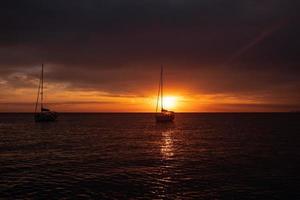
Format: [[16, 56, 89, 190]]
[[0, 85, 294, 112], [0, 74, 298, 112]]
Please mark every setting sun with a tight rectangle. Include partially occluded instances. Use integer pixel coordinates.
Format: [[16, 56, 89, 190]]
[[163, 96, 177, 110]]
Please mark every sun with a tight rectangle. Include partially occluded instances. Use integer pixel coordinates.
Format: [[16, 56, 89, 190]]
[[163, 96, 177, 110]]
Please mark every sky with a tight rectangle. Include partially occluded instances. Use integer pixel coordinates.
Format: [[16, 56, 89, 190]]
[[0, 0, 300, 112]]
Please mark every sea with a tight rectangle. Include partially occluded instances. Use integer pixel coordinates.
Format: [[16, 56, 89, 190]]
[[0, 113, 299, 199]]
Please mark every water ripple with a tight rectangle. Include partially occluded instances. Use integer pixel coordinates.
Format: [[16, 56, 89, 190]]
[[1, 113, 300, 199]]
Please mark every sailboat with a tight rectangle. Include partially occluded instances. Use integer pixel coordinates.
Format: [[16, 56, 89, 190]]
[[34, 64, 58, 122], [155, 66, 175, 122]]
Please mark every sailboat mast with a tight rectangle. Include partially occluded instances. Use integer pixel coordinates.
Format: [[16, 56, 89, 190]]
[[41, 64, 44, 110], [161, 65, 163, 111], [156, 76, 161, 113], [34, 73, 41, 113]]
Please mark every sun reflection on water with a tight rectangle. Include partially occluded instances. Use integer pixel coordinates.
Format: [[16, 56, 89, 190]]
[[161, 130, 174, 159]]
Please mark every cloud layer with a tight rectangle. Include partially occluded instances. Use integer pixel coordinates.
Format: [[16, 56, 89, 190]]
[[0, 0, 299, 111]]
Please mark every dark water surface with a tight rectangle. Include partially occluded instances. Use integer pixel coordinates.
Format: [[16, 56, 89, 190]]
[[0, 113, 299, 199]]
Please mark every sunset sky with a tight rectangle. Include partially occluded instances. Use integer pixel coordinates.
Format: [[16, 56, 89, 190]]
[[0, 0, 299, 112]]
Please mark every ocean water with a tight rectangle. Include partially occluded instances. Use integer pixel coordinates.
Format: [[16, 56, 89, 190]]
[[0, 113, 299, 199]]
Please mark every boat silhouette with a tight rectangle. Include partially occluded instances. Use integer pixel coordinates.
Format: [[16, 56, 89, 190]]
[[155, 66, 175, 122], [34, 64, 58, 122]]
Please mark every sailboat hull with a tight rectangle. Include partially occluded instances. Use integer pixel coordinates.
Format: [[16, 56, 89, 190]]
[[35, 112, 58, 122], [155, 112, 175, 122]]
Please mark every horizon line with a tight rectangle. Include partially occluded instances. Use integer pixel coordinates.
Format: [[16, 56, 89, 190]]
[[0, 111, 299, 114]]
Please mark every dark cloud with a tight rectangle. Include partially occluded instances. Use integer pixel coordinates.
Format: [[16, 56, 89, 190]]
[[0, 0, 300, 111], [201, 103, 300, 112], [1, 0, 299, 65]]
